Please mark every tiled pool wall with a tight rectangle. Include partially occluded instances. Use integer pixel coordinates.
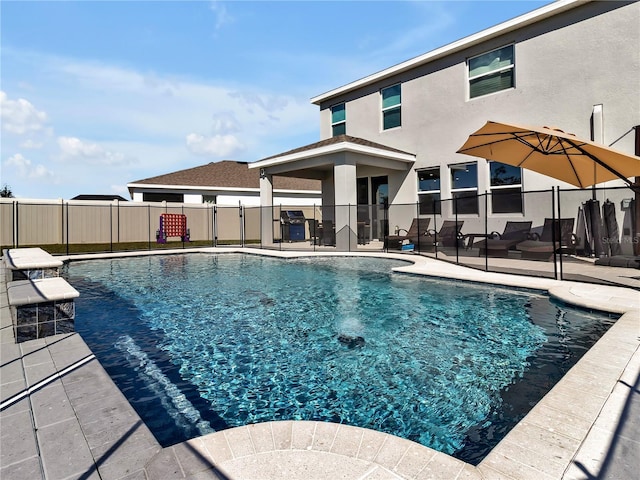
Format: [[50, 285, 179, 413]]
[[14, 300, 75, 343], [10, 267, 60, 281]]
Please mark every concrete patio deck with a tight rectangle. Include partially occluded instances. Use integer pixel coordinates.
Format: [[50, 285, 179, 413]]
[[246, 241, 640, 290], [1, 248, 638, 479]]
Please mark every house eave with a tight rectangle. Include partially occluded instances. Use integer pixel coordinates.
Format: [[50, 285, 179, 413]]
[[126, 183, 321, 195], [249, 141, 415, 170]]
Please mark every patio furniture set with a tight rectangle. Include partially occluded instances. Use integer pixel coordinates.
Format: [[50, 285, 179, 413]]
[[385, 217, 581, 261]]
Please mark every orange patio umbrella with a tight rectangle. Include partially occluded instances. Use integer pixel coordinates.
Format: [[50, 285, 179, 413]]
[[456, 121, 640, 193]]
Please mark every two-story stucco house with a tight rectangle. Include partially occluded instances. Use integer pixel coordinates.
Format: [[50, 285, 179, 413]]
[[250, 0, 640, 250]]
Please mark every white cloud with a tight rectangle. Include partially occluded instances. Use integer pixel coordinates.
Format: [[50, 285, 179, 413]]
[[23, 54, 316, 145], [211, 111, 240, 135], [30, 164, 54, 179], [57, 136, 128, 165], [229, 91, 287, 116], [185, 133, 245, 157], [58, 60, 181, 97], [20, 139, 44, 149], [1, 49, 318, 198], [5, 153, 29, 171], [0, 91, 49, 135], [209, 1, 234, 30], [4, 153, 54, 179]]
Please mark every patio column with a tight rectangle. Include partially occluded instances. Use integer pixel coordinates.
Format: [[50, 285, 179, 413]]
[[321, 176, 335, 222], [259, 171, 274, 245], [334, 158, 357, 251]]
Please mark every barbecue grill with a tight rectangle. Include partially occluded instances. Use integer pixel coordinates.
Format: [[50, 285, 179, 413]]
[[280, 210, 306, 242]]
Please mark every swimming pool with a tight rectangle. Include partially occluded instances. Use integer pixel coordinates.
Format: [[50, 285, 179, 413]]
[[65, 253, 616, 464]]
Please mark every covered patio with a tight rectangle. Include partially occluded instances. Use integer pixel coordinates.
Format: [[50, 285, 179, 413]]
[[249, 135, 415, 251]]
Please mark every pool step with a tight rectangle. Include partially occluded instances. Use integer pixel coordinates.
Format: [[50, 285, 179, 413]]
[[3, 248, 79, 343]]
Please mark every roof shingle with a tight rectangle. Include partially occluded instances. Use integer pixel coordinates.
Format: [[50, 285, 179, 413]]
[[129, 161, 321, 191]]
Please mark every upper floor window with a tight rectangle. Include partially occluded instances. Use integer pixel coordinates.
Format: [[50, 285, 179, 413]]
[[468, 45, 514, 99], [331, 103, 346, 136], [417, 168, 441, 215], [490, 161, 523, 213], [450, 162, 478, 215], [381, 84, 401, 130]]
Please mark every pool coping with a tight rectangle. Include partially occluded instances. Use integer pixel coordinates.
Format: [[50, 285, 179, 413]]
[[1, 247, 638, 479]]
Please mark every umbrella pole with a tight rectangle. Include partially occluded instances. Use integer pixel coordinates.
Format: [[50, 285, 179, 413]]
[[557, 187, 564, 279], [552, 187, 558, 280]]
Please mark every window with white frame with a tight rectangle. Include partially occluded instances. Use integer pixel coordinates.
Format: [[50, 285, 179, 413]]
[[450, 162, 478, 215], [468, 45, 514, 99], [381, 84, 401, 130], [417, 168, 441, 215], [331, 103, 346, 136], [489, 161, 523, 213]]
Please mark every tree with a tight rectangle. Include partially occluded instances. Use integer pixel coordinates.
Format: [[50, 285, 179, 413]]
[[1, 184, 14, 198]]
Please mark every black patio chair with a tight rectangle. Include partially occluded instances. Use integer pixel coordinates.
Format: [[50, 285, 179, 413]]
[[516, 218, 578, 260], [421, 220, 465, 251], [473, 221, 532, 257], [384, 218, 431, 249]]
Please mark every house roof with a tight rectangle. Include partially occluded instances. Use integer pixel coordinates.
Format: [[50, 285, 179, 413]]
[[128, 160, 321, 192], [71, 194, 128, 201], [256, 135, 414, 163], [311, 0, 585, 105]]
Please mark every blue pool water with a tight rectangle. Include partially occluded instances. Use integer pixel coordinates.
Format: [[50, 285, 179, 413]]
[[65, 253, 616, 464]]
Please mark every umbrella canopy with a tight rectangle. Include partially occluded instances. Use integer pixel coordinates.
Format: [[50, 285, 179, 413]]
[[457, 121, 640, 192]]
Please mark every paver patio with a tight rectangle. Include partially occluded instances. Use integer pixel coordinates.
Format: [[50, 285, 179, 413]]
[[1, 248, 638, 479]]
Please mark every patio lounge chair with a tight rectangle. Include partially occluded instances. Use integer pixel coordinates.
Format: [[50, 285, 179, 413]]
[[384, 218, 431, 249], [473, 221, 532, 257], [421, 220, 465, 251], [516, 218, 578, 260]]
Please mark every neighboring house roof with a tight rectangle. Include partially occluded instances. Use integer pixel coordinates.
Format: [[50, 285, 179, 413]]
[[128, 160, 321, 194], [311, 0, 585, 104], [72, 194, 128, 201], [257, 135, 414, 163]]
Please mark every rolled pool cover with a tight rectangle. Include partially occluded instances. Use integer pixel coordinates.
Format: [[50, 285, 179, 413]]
[[603, 199, 623, 256]]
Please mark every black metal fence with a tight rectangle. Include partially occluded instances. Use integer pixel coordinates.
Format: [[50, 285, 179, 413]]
[[2, 186, 637, 287]]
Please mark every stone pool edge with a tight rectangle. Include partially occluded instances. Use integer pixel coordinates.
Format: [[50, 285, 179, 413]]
[[2, 247, 638, 480]]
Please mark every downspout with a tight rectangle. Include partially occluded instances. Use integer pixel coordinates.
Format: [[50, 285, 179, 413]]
[[635, 125, 640, 255], [590, 104, 603, 200]]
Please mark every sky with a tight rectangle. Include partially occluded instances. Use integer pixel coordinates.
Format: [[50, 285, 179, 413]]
[[1, 0, 549, 200]]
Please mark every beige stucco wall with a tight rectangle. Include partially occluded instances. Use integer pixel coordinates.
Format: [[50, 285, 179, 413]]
[[317, 1, 639, 231]]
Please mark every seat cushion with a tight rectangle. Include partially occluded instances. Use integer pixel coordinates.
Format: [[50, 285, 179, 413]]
[[516, 240, 554, 253]]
